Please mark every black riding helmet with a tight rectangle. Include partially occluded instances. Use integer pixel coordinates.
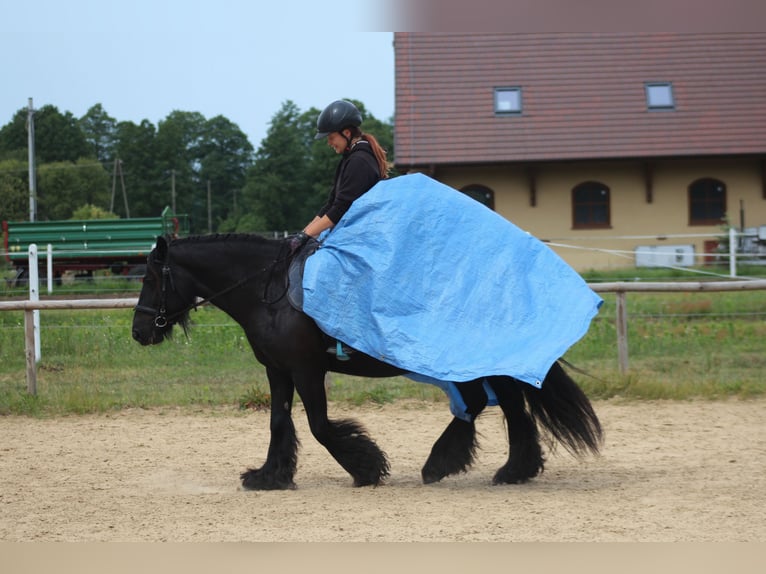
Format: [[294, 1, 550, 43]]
[[315, 100, 363, 140]]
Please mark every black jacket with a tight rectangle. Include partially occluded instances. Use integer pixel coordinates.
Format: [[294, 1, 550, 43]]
[[317, 141, 381, 224]]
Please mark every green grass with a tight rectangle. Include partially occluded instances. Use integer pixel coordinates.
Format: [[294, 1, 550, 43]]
[[1, 277, 765, 416], [561, 289, 766, 400]]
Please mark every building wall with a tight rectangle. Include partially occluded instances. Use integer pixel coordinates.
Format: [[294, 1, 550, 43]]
[[432, 158, 766, 271]]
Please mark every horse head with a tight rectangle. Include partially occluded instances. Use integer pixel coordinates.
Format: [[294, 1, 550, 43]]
[[132, 235, 192, 345]]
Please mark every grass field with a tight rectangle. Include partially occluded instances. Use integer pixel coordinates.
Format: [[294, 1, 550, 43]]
[[1, 269, 765, 416]]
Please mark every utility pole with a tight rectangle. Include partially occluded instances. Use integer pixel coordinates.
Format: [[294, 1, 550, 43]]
[[27, 98, 37, 222], [207, 179, 212, 233], [110, 158, 117, 213], [110, 158, 130, 217], [119, 160, 129, 218], [171, 169, 176, 213]]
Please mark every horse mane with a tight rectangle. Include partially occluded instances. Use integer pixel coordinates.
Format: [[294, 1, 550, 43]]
[[169, 232, 287, 262], [170, 232, 282, 248]]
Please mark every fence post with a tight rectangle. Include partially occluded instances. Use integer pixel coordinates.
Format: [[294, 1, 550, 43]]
[[24, 309, 37, 395], [47, 243, 53, 294], [615, 290, 629, 374], [729, 227, 737, 278], [28, 244, 41, 362]]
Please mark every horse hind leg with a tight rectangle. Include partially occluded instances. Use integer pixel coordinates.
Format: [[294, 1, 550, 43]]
[[421, 379, 487, 484], [421, 417, 478, 484], [486, 376, 545, 485]]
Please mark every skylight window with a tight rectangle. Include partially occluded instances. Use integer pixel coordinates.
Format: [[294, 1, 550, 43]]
[[646, 82, 675, 110], [494, 87, 522, 114]]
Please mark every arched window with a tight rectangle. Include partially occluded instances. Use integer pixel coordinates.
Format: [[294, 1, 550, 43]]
[[688, 178, 726, 225], [460, 184, 495, 210], [572, 181, 610, 229]]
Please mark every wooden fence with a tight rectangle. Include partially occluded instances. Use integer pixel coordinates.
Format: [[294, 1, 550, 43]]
[[0, 298, 137, 395], [3, 279, 766, 394], [589, 280, 766, 374]]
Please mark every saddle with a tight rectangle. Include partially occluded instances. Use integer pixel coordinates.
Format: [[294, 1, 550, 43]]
[[286, 237, 319, 311], [286, 238, 351, 360]]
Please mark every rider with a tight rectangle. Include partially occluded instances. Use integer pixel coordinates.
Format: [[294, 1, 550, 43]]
[[290, 100, 390, 359], [291, 99, 390, 251]]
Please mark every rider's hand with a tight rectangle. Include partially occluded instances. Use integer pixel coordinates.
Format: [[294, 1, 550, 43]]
[[288, 232, 311, 255]]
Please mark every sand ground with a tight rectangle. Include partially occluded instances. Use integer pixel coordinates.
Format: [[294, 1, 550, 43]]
[[1, 399, 764, 542]]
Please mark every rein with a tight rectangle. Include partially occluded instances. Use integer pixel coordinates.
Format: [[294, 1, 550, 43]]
[[134, 240, 292, 328]]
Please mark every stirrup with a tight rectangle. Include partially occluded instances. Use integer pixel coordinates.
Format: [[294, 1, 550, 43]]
[[326, 341, 351, 361]]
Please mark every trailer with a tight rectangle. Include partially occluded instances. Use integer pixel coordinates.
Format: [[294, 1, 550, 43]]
[[2, 207, 189, 283]]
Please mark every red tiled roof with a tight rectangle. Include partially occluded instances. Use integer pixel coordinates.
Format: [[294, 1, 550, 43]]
[[394, 33, 766, 168]]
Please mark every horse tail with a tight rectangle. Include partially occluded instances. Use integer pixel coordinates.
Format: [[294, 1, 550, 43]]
[[520, 360, 603, 457]]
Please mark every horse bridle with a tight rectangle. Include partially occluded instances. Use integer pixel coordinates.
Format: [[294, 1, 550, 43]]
[[133, 241, 293, 329], [133, 259, 178, 328]]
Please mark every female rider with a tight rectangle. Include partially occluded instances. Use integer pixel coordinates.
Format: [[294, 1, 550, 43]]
[[293, 99, 390, 247]]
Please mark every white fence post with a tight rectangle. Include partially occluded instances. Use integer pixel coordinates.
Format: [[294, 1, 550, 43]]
[[24, 309, 37, 395], [729, 227, 737, 278], [47, 243, 53, 294], [615, 291, 629, 375], [28, 244, 41, 363]]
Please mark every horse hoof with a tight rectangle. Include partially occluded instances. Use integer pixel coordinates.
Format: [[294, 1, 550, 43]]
[[491, 464, 542, 485], [353, 477, 383, 487], [492, 473, 531, 485], [421, 467, 445, 484], [240, 468, 296, 491]]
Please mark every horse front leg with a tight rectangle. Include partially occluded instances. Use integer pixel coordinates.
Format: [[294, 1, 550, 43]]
[[421, 379, 487, 484], [293, 369, 390, 487], [241, 367, 298, 490]]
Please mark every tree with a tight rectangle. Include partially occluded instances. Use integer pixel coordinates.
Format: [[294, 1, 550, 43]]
[[153, 111, 254, 233], [112, 119, 161, 218], [71, 204, 118, 220], [0, 105, 89, 164], [237, 101, 315, 232], [198, 115, 254, 229], [79, 104, 118, 164], [36, 159, 110, 220], [0, 159, 28, 221]]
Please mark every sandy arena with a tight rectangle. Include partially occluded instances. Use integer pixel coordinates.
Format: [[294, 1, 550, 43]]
[[1, 399, 764, 542]]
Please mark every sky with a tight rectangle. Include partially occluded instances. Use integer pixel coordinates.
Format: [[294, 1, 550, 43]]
[[2, 0, 395, 149]]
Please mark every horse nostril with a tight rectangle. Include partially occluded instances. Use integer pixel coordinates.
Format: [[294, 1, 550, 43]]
[[132, 328, 142, 342]]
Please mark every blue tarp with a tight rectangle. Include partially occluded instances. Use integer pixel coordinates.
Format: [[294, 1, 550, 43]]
[[302, 173, 602, 419]]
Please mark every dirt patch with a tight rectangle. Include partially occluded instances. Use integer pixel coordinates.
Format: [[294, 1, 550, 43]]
[[1, 399, 764, 541]]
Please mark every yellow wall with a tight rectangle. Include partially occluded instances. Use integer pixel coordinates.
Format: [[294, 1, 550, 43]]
[[434, 159, 766, 271]]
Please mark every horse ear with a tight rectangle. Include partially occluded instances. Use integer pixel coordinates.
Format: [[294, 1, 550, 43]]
[[156, 235, 168, 259]]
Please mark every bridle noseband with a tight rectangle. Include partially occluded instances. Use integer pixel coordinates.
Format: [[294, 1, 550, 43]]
[[134, 261, 175, 328]]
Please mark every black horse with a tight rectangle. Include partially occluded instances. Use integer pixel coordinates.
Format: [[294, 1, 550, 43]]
[[132, 233, 602, 490]]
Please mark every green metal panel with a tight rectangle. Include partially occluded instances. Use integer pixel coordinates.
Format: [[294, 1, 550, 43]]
[[3, 210, 189, 262]]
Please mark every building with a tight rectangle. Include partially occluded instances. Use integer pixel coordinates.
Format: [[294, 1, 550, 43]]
[[393, 33, 766, 270]]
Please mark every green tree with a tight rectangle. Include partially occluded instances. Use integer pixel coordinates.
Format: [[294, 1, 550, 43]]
[[0, 159, 28, 221], [79, 104, 118, 163], [154, 111, 254, 233], [237, 101, 315, 232], [112, 119, 161, 218], [155, 111, 206, 228], [0, 105, 89, 163], [36, 159, 110, 220], [71, 204, 118, 220], [198, 115, 254, 230]]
